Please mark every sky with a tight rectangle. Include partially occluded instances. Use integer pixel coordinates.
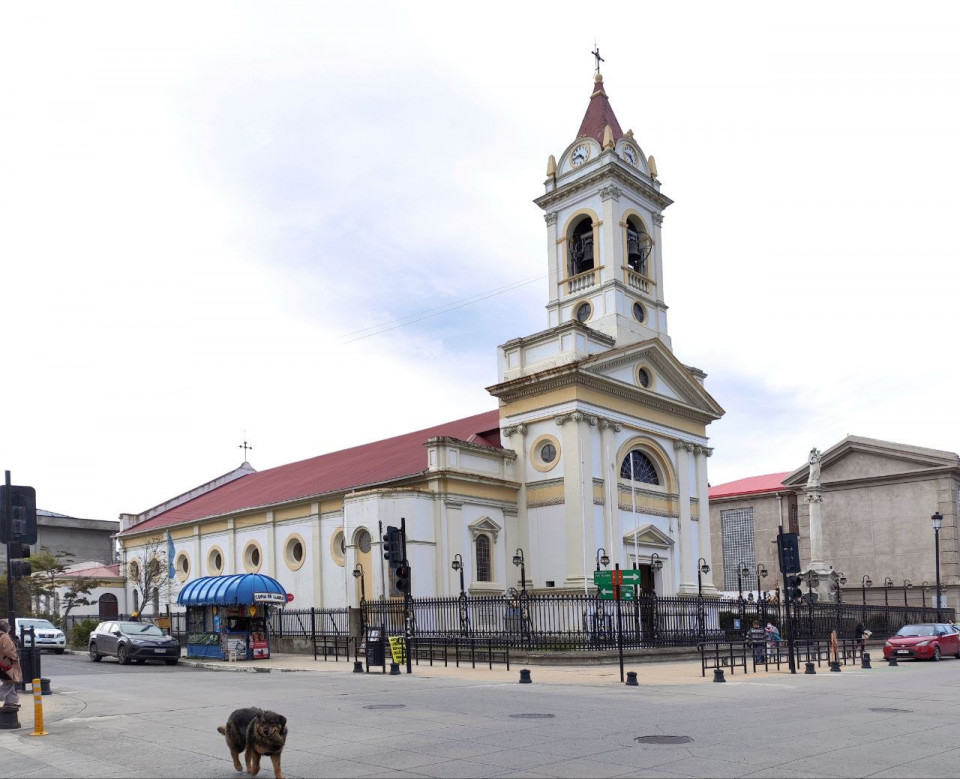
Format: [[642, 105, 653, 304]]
[[2, 2, 959, 521]]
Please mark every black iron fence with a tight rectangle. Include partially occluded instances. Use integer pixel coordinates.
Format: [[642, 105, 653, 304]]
[[58, 595, 955, 653]]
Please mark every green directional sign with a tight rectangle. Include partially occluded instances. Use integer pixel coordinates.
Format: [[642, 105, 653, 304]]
[[596, 585, 635, 601], [593, 569, 642, 586]]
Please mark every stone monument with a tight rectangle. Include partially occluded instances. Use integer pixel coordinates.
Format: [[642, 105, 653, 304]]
[[804, 448, 833, 600]]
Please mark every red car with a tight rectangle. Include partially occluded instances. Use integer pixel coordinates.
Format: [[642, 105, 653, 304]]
[[883, 623, 960, 661]]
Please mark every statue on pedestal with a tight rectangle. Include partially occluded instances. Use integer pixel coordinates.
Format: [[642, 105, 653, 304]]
[[807, 448, 822, 488]]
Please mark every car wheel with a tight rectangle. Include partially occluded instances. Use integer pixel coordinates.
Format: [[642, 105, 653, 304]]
[[117, 645, 131, 665], [164, 658, 179, 666], [89, 643, 102, 663], [933, 645, 941, 661], [55, 649, 65, 655]]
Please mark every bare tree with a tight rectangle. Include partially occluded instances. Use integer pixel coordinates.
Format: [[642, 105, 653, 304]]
[[27, 548, 94, 624], [122, 535, 181, 617]]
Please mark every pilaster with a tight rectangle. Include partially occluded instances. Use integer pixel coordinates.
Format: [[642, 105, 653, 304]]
[[674, 440, 696, 594], [503, 424, 531, 585], [557, 412, 593, 589], [599, 418, 621, 567], [694, 445, 717, 594]]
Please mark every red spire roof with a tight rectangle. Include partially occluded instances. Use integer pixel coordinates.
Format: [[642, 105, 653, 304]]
[[121, 410, 502, 535], [577, 73, 624, 145], [709, 472, 791, 500]]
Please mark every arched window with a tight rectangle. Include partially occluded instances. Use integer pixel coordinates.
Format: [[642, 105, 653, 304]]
[[475, 535, 492, 582], [620, 450, 660, 485], [569, 218, 594, 276], [626, 218, 651, 275]]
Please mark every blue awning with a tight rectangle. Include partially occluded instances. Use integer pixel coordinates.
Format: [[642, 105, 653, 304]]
[[177, 574, 288, 607]]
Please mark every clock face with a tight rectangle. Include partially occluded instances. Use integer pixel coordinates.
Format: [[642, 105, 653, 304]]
[[571, 143, 590, 167], [623, 145, 637, 165]]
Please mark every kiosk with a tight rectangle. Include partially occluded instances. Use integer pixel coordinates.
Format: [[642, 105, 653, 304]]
[[177, 574, 288, 661]]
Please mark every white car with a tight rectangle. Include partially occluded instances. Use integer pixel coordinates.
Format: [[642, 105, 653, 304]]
[[15, 618, 67, 654]]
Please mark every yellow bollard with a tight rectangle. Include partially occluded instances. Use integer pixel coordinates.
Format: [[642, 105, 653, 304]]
[[30, 678, 48, 737]]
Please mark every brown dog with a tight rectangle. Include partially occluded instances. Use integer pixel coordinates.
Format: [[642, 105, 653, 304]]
[[218, 707, 287, 779]]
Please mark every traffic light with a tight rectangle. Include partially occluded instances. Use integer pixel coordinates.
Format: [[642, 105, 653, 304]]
[[777, 532, 801, 574], [395, 564, 411, 594], [0, 484, 37, 544], [9, 540, 32, 580], [382, 525, 402, 566], [786, 575, 803, 601]]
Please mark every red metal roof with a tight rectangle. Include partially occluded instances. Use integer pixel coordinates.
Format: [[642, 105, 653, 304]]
[[122, 410, 502, 535], [64, 562, 122, 579], [577, 74, 624, 145], [709, 472, 791, 500]]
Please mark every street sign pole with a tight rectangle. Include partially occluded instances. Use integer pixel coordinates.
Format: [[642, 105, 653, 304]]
[[615, 564, 625, 683], [400, 516, 412, 675], [778, 527, 797, 674], [4, 470, 13, 628]]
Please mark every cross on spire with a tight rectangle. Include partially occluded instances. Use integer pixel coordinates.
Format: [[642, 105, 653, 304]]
[[591, 45, 604, 75], [239, 438, 253, 461]]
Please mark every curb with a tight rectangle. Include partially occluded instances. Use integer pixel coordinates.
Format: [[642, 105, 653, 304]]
[[178, 659, 309, 674]]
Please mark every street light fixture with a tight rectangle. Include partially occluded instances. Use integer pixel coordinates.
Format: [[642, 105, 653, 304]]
[[902, 579, 913, 608], [451, 554, 465, 598], [595, 547, 609, 572], [833, 571, 846, 605], [861, 574, 873, 606], [883, 576, 894, 608], [756, 563, 768, 602], [512, 548, 527, 598], [736, 561, 749, 601], [697, 557, 710, 598], [932, 512, 944, 621], [921, 580, 929, 613], [649, 553, 664, 596]]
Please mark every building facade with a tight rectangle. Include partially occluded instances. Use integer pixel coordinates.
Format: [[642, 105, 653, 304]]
[[117, 70, 724, 614], [709, 436, 960, 608]]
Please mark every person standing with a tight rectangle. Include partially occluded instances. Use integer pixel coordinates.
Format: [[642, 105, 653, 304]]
[[0, 619, 22, 711]]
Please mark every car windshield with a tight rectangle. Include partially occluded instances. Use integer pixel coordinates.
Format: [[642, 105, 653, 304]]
[[896, 625, 936, 637], [20, 619, 56, 630], [118, 623, 164, 637]]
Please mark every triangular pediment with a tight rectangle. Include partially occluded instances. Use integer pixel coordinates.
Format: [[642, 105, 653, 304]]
[[581, 339, 724, 419], [468, 516, 502, 541], [622, 523, 674, 548], [782, 436, 960, 487]]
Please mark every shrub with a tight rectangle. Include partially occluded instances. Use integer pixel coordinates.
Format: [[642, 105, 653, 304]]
[[71, 618, 99, 648]]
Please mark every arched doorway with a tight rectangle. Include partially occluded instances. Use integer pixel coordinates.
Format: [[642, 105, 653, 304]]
[[99, 593, 119, 620]]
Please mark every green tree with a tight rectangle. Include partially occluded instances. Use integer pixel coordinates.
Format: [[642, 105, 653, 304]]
[[27, 547, 94, 625]]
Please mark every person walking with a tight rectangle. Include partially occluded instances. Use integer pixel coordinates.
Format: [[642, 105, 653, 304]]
[[746, 620, 767, 665], [0, 619, 22, 712], [765, 622, 782, 658]]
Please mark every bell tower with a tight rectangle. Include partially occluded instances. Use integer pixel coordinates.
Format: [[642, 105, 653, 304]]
[[536, 71, 673, 351]]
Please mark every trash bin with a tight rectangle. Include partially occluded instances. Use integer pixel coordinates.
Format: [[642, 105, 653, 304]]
[[16, 646, 40, 692], [364, 627, 385, 670]]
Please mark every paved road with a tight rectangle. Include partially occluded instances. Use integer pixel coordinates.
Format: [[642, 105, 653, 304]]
[[3, 652, 960, 777]]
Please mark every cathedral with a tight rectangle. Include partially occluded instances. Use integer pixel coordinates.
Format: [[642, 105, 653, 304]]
[[117, 69, 725, 613]]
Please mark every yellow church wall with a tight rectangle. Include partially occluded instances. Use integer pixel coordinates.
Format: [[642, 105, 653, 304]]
[[275, 504, 312, 521], [235, 513, 269, 529], [501, 385, 708, 437], [199, 520, 229, 535], [427, 477, 518, 504]]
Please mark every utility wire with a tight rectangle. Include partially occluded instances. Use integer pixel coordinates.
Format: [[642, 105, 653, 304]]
[[341, 274, 545, 343]]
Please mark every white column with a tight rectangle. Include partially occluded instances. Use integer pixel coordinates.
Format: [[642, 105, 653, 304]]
[[599, 419, 621, 567], [694, 445, 717, 593], [674, 440, 697, 595]]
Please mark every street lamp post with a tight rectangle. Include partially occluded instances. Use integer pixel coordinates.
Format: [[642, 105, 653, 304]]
[[736, 562, 748, 601], [352, 564, 366, 636], [697, 558, 710, 641], [512, 548, 527, 598], [902, 579, 912, 608], [861, 574, 872, 625], [755, 563, 768, 601], [595, 547, 609, 573], [833, 571, 846, 633], [920, 581, 929, 616], [883, 577, 893, 609], [451, 554, 465, 597], [451, 554, 467, 636], [932, 512, 943, 622]]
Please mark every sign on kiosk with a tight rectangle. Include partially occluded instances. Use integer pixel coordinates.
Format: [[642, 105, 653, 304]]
[[253, 592, 287, 604]]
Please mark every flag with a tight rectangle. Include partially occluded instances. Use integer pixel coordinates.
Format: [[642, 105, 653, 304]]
[[167, 530, 175, 579]]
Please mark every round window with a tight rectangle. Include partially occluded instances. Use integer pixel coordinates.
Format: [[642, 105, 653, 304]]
[[633, 302, 645, 323], [575, 302, 591, 323], [291, 540, 303, 563], [209, 548, 223, 574], [176, 554, 189, 578], [243, 542, 262, 572], [638, 368, 651, 388], [540, 442, 557, 464]]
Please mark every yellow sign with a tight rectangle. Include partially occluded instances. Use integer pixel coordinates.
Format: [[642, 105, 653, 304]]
[[155, 617, 171, 630], [248, 605, 258, 617], [388, 635, 406, 664]]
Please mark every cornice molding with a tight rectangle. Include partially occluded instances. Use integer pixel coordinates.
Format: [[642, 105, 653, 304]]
[[535, 161, 674, 212]]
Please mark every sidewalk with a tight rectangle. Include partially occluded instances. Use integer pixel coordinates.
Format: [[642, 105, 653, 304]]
[[176, 651, 804, 686]]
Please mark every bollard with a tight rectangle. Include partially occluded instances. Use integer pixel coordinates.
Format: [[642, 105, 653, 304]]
[[712, 668, 725, 683], [0, 707, 20, 730], [625, 671, 638, 687], [518, 668, 532, 684], [353, 661, 364, 673], [861, 652, 872, 669], [829, 661, 841, 672], [30, 678, 47, 737], [805, 662, 816, 674], [40, 678, 51, 696], [389, 662, 401, 676], [888, 655, 898, 667]]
